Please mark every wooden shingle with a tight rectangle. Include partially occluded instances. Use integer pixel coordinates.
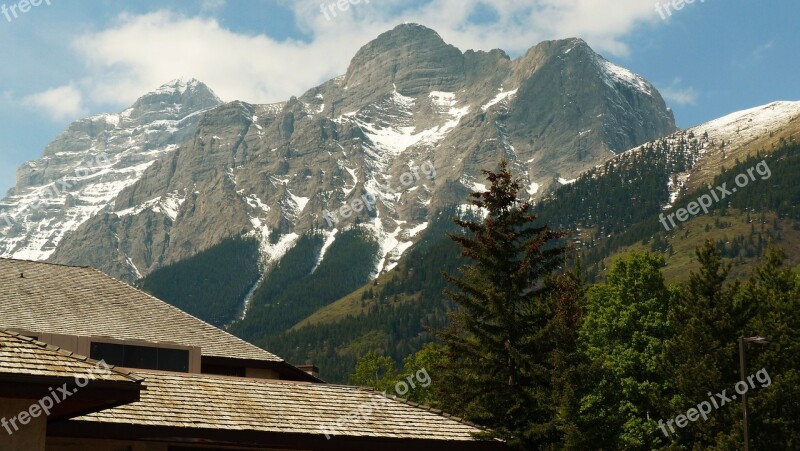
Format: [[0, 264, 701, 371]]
[[0, 259, 281, 361]]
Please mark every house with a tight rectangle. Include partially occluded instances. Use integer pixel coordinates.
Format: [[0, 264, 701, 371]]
[[0, 258, 508, 450]]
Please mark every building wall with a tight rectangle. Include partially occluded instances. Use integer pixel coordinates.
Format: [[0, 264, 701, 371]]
[[0, 398, 47, 451], [245, 367, 280, 379]]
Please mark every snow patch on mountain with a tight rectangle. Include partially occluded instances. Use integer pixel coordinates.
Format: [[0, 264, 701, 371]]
[[408, 222, 428, 237], [692, 101, 800, 144], [482, 88, 518, 111], [116, 190, 187, 221], [599, 59, 654, 97], [0, 80, 222, 261], [312, 228, 338, 273], [342, 88, 470, 158]]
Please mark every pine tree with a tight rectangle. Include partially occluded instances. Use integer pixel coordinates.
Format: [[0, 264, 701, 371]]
[[437, 159, 573, 449], [661, 240, 743, 447]]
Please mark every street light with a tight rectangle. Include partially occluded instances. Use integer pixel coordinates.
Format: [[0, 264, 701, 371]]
[[739, 336, 769, 451]]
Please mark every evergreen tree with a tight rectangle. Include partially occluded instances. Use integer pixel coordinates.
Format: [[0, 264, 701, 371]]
[[661, 240, 743, 447], [437, 159, 573, 449], [542, 261, 588, 449], [737, 246, 800, 449]]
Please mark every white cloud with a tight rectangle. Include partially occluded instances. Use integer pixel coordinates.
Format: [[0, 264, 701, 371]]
[[22, 84, 87, 121], [65, 1, 663, 109], [659, 78, 698, 106], [201, 0, 226, 11]]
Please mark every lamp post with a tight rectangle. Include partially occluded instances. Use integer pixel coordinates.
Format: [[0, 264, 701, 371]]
[[738, 336, 768, 451]]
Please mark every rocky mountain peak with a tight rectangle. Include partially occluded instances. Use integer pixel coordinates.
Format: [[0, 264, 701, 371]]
[[7, 26, 679, 283], [125, 78, 222, 123], [0, 79, 223, 262], [343, 23, 465, 100]]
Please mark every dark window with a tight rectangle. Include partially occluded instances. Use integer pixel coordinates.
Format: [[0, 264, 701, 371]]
[[90, 342, 190, 372], [201, 363, 246, 377], [90, 342, 125, 367], [158, 347, 190, 372], [125, 344, 159, 370]]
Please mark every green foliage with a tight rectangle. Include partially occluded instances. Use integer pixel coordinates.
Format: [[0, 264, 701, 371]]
[[737, 246, 800, 449], [661, 240, 743, 447], [436, 159, 579, 449], [351, 352, 399, 394], [400, 342, 446, 407], [137, 237, 261, 327], [578, 252, 671, 449], [711, 144, 800, 220], [351, 343, 445, 407], [229, 228, 379, 340], [253, 208, 467, 383], [537, 140, 800, 281], [535, 136, 698, 236]]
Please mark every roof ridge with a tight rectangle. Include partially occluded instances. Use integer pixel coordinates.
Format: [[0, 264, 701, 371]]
[[125, 370, 496, 436], [358, 385, 499, 436], [82, 265, 287, 362], [0, 257, 91, 269], [0, 329, 144, 384]]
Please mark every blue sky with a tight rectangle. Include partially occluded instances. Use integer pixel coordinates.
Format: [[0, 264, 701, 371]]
[[0, 0, 797, 195]]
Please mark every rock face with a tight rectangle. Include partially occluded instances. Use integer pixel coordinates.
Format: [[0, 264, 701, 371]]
[[0, 79, 221, 271], [2, 24, 676, 282]]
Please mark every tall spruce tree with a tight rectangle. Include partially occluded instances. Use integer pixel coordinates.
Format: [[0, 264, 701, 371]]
[[437, 159, 577, 449], [661, 240, 743, 447]]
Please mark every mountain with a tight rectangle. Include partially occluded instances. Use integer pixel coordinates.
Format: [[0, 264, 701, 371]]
[[268, 100, 800, 382], [0, 24, 682, 380], [0, 78, 222, 272], [18, 24, 675, 284]]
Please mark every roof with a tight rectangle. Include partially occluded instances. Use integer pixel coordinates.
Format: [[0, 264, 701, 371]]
[[0, 329, 141, 384], [0, 258, 282, 362], [71, 371, 498, 445], [0, 329, 144, 422]]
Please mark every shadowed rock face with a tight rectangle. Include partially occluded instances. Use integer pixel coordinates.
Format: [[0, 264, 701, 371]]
[[1, 24, 676, 282]]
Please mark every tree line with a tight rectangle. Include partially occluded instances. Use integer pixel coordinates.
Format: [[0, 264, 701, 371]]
[[353, 160, 800, 450]]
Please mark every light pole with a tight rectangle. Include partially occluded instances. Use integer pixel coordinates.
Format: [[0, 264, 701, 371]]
[[738, 336, 768, 451]]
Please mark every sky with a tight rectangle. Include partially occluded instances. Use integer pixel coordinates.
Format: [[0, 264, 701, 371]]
[[0, 0, 797, 195]]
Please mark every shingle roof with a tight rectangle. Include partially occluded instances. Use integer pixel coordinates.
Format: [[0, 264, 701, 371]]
[[75, 371, 494, 442], [0, 258, 281, 362], [0, 329, 142, 384]]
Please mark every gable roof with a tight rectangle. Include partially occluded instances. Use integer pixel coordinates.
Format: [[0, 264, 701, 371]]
[[0, 329, 141, 384], [63, 371, 504, 450], [0, 258, 282, 362]]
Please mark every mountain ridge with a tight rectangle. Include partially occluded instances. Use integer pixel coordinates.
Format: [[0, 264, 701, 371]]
[[0, 23, 674, 282], [0, 78, 223, 264]]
